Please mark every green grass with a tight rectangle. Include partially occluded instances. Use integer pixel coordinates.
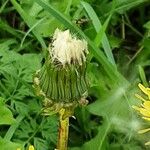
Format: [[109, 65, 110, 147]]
[[0, 0, 150, 150]]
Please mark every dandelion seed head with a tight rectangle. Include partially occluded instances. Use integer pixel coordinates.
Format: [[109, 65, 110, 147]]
[[49, 28, 88, 66]]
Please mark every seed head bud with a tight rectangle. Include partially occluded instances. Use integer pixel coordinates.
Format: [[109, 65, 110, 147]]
[[34, 29, 89, 115]]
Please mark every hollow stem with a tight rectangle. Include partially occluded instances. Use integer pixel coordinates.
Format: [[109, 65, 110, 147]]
[[57, 108, 69, 150]]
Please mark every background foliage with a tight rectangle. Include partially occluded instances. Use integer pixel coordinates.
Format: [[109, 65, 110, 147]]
[[0, 0, 150, 149]]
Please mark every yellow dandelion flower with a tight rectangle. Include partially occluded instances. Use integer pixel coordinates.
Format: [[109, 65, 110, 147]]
[[133, 83, 150, 145], [17, 145, 35, 150], [29, 145, 34, 150]]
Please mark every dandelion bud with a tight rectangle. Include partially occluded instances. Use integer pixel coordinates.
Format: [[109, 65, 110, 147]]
[[34, 29, 88, 115]]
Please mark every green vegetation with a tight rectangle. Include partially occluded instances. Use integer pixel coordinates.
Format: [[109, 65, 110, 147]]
[[0, 0, 150, 149]]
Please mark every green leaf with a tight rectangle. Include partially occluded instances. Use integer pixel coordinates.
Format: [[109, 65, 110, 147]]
[[70, 121, 110, 150], [81, 1, 116, 66], [0, 20, 21, 39], [114, 0, 149, 14], [144, 20, 150, 29], [0, 138, 21, 150], [82, 121, 110, 150], [10, 0, 47, 50], [138, 65, 148, 86], [4, 115, 25, 141], [0, 98, 15, 125], [34, 137, 49, 150]]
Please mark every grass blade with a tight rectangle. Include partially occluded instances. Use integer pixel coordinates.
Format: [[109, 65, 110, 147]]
[[10, 0, 47, 50], [20, 17, 46, 47], [4, 115, 24, 141], [81, 1, 116, 66]]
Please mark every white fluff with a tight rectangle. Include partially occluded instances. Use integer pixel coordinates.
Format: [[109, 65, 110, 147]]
[[49, 29, 88, 66]]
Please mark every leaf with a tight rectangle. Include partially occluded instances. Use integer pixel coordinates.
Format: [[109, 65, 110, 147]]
[[0, 97, 15, 125], [0, 20, 21, 39], [0, 46, 41, 101], [101, 0, 149, 16], [34, 137, 49, 150], [0, 138, 22, 150], [144, 21, 150, 28], [41, 116, 58, 144], [70, 121, 111, 150], [87, 85, 128, 117], [4, 115, 25, 141], [82, 121, 110, 150], [10, 0, 47, 49], [114, 0, 149, 14], [14, 116, 58, 148], [81, 1, 116, 66]]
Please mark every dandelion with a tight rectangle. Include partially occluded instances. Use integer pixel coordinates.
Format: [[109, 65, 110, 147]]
[[33, 29, 89, 150], [34, 29, 88, 114], [133, 83, 150, 145], [17, 145, 35, 150]]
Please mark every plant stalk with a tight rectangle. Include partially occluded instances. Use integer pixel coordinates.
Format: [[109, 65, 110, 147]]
[[57, 108, 69, 150]]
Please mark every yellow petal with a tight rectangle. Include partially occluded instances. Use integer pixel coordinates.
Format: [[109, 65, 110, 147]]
[[138, 83, 148, 95], [139, 108, 150, 117], [145, 141, 150, 145], [147, 88, 150, 99], [143, 101, 150, 110], [138, 83, 150, 99], [135, 94, 146, 102], [29, 145, 34, 150], [142, 117, 150, 121], [16, 148, 21, 150], [132, 105, 141, 111], [138, 128, 150, 134]]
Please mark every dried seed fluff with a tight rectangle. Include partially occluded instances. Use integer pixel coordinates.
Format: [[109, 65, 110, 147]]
[[49, 28, 88, 66]]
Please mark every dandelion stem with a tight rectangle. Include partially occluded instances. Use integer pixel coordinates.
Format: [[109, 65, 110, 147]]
[[57, 108, 69, 150]]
